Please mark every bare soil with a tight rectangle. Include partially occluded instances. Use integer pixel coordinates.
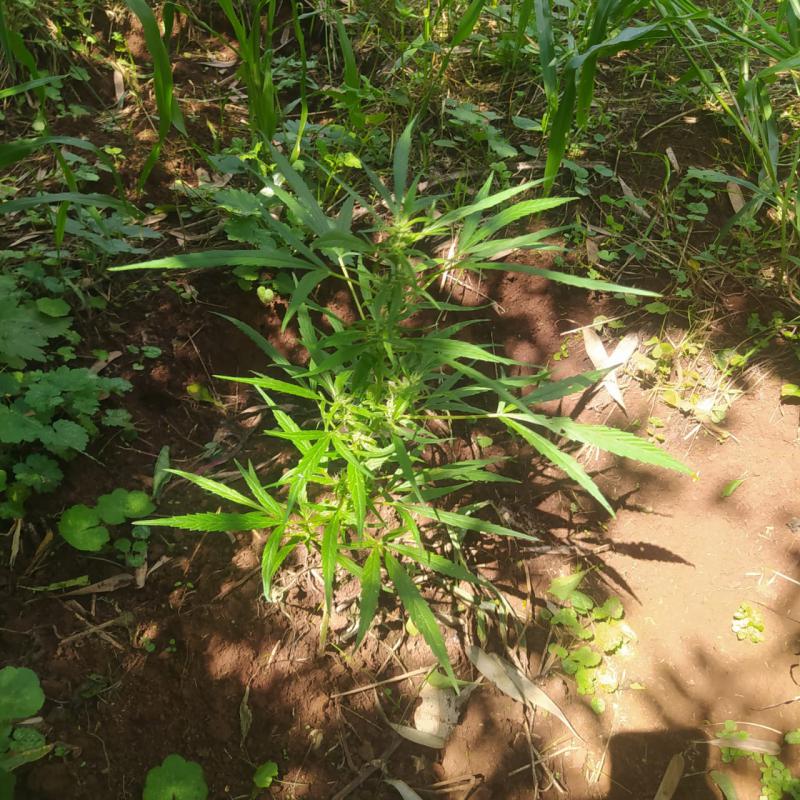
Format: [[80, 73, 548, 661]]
[[3, 258, 799, 800]]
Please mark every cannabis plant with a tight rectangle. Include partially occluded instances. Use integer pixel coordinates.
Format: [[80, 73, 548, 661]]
[[113, 122, 690, 679]]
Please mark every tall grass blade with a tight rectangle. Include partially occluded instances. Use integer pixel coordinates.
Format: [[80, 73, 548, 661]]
[[450, 0, 488, 47], [125, 0, 185, 187], [534, 0, 557, 105], [514, 0, 535, 62]]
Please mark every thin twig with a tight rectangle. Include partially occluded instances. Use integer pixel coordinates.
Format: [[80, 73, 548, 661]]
[[332, 665, 434, 698]]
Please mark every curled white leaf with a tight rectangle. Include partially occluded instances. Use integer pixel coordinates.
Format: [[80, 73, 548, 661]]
[[388, 722, 447, 749], [385, 778, 425, 799], [582, 328, 639, 413]]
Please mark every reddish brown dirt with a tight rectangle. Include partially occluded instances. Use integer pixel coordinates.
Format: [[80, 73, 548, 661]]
[[4, 256, 799, 799], [3, 18, 800, 800]]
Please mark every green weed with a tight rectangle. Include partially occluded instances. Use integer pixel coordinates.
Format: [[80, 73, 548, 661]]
[[0, 260, 132, 519], [544, 569, 634, 707], [0, 666, 51, 795]]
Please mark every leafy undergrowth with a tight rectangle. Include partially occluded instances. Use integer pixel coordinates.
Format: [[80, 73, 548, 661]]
[[1, 0, 799, 796]]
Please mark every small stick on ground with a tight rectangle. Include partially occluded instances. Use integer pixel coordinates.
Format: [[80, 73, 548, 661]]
[[330, 738, 402, 800], [57, 612, 133, 651], [331, 665, 434, 699]]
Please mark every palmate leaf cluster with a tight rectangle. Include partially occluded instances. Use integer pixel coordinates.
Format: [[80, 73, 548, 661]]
[[117, 123, 691, 679], [0, 261, 131, 518]]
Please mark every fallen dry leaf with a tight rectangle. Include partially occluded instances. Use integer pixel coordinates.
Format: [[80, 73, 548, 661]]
[[726, 181, 745, 213], [90, 350, 122, 374], [653, 753, 684, 800], [582, 328, 639, 413], [467, 646, 581, 740], [388, 721, 446, 749], [666, 146, 680, 173], [385, 778, 424, 800], [707, 736, 779, 756], [413, 683, 460, 742], [112, 67, 124, 104], [618, 176, 651, 220], [62, 574, 134, 596]]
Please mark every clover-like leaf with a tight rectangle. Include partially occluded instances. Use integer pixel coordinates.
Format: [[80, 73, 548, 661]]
[[142, 754, 208, 800], [35, 298, 70, 318], [548, 570, 587, 602], [58, 504, 109, 551], [570, 590, 595, 615], [593, 621, 624, 653], [97, 489, 155, 525], [0, 667, 44, 721], [549, 608, 592, 639], [592, 597, 623, 621], [96, 489, 130, 525], [569, 646, 602, 669], [122, 490, 155, 518], [575, 666, 597, 695], [253, 760, 279, 788]]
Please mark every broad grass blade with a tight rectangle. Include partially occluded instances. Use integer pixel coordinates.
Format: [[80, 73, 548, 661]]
[[450, 0, 487, 47]]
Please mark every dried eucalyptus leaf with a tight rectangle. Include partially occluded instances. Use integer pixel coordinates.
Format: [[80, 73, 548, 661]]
[[467, 646, 581, 740], [707, 737, 779, 756], [385, 778, 424, 799], [388, 722, 446, 749], [652, 753, 684, 800]]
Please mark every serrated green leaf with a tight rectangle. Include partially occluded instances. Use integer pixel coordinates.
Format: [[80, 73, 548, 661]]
[[321, 511, 340, 629], [387, 542, 478, 584], [355, 547, 382, 649], [504, 417, 613, 515], [139, 512, 277, 531], [42, 419, 89, 453], [347, 461, 366, 535], [218, 373, 318, 401], [385, 552, 455, 685], [13, 454, 62, 492], [165, 469, 263, 512], [404, 504, 536, 541]]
